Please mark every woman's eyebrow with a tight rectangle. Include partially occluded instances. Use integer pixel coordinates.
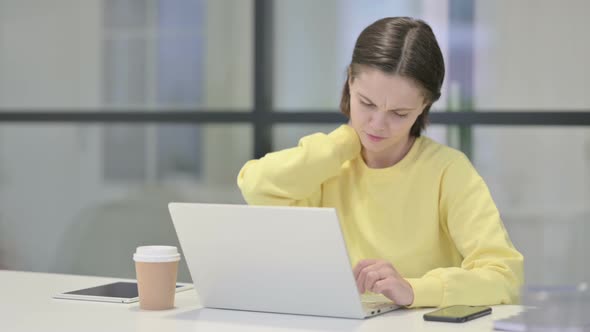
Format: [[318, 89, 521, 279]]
[[357, 92, 375, 104], [357, 92, 414, 112]]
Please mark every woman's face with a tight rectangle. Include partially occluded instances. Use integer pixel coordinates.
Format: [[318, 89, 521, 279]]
[[349, 67, 426, 156]]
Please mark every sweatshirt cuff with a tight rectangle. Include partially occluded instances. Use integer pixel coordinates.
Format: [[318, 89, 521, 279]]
[[406, 277, 444, 308], [327, 125, 361, 163]]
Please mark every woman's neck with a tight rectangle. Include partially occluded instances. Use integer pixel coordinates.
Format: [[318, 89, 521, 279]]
[[362, 135, 416, 169]]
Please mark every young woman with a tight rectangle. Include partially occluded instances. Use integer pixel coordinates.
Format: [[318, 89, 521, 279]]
[[237, 17, 523, 307]]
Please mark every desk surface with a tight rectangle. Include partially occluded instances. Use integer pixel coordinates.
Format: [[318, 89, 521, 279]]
[[0, 270, 522, 332]]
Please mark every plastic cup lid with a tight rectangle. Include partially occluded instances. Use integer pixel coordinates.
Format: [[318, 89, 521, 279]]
[[133, 245, 181, 262]]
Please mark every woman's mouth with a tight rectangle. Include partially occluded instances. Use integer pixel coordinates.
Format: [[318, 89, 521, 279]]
[[366, 132, 386, 142]]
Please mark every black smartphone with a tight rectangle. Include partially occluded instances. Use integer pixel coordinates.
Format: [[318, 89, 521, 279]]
[[423, 305, 492, 323]]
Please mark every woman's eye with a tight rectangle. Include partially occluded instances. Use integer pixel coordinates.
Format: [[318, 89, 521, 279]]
[[360, 101, 375, 108], [392, 112, 409, 118]]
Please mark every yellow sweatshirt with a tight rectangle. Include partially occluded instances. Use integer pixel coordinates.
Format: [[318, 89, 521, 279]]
[[237, 125, 524, 307]]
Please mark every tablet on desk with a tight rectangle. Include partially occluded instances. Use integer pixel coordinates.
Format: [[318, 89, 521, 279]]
[[53, 281, 193, 303]]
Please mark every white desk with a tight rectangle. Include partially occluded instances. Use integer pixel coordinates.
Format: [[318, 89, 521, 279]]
[[0, 270, 522, 331]]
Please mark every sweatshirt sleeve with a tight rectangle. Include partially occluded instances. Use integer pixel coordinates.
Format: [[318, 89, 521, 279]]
[[406, 153, 524, 308], [237, 125, 361, 207]]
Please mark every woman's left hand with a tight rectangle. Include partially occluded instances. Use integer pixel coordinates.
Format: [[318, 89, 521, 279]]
[[353, 259, 414, 306]]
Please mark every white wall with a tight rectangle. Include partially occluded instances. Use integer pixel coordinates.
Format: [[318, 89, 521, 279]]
[[1, 0, 589, 286], [0, 0, 103, 272], [273, 0, 341, 110], [473, 0, 590, 284], [0, 0, 250, 279], [202, 0, 253, 188], [0, 0, 101, 108], [474, 0, 590, 110]]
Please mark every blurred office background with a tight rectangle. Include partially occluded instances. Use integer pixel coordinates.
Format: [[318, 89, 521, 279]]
[[0, 0, 588, 285]]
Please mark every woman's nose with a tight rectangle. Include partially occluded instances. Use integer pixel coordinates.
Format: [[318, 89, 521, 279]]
[[369, 111, 388, 130]]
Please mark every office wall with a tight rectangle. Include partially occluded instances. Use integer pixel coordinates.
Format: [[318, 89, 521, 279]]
[[0, 0, 104, 272], [0, 0, 251, 281], [0, 0, 588, 287], [473, 0, 590, 284], [0, 0, 102, 108], [202, 0, 253, 187]]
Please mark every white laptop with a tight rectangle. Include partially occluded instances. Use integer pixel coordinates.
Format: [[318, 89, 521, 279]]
[[168, 202, 400, 319]]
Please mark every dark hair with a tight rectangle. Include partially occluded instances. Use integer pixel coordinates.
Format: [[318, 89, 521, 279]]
[[340, 17, 445, 137]]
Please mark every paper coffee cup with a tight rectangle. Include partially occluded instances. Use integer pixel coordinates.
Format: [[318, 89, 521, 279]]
[[133, 246, 181, 310]]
